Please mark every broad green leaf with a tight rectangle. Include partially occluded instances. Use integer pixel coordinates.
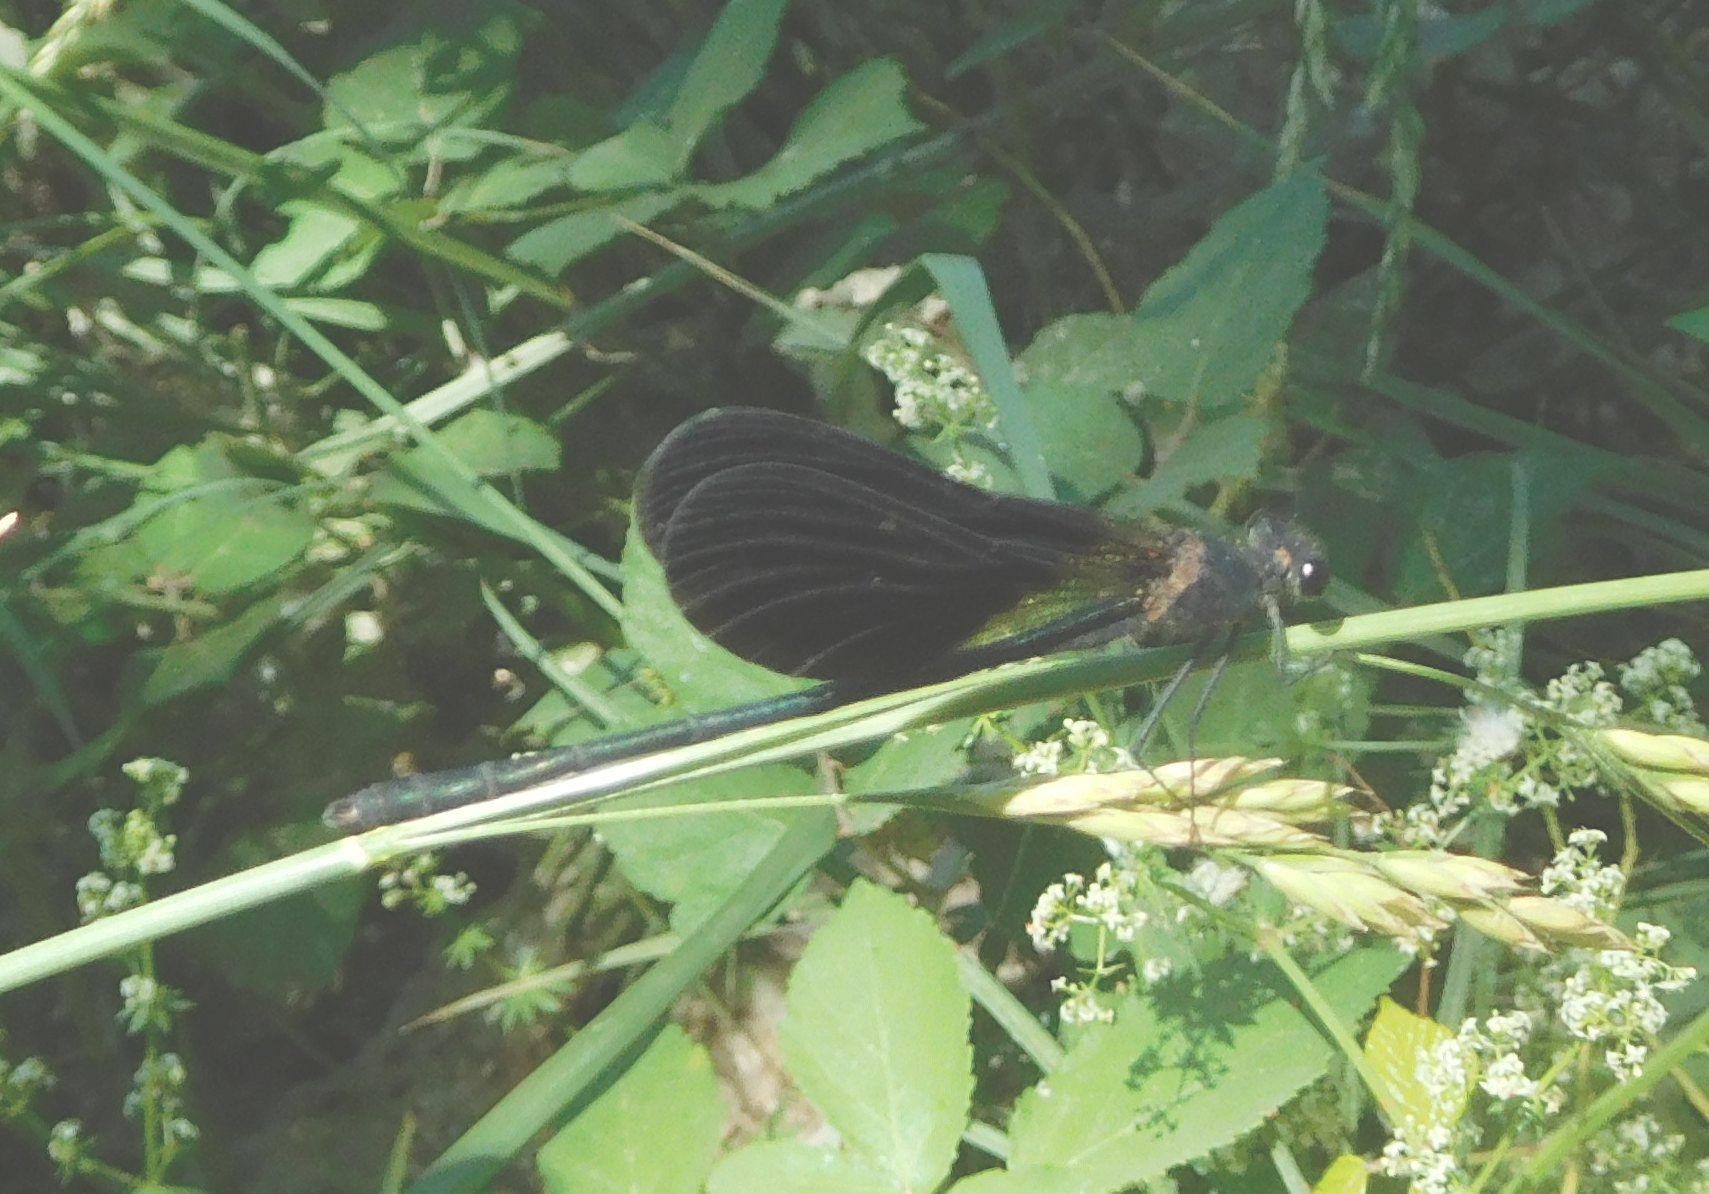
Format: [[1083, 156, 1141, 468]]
[[251, 147, 399, 291], [619, 509, 807, 708], [140, 595, 283, 705], [1312, 1155, 1370, 1194], [709, 1140, 897, 1194], [371, 410, 560, 517], [945, 0, 1077, 78], [508, 191, 680, 278], [598, 765, 830, 935], [566, 122, 682, 192], [1336, 7, 1507, 60], [1520, 0, 1601, 23], [322, 4, 526, 148], [1390, 449, 1591, 601], [1025, 383, 1147, 502], [538, 1025, 726, 1194], [440, 154, 577, 214], [1669, 305, 1709, 345], [1158, 658, 1299, 761], [949, 1166, 1091, 1194], [415, 409, 559, 475], [1006, 946, 1405, 1189], [841, 718, 976, 833], [1363, 998, 1470, 1129], [568, 0, 789, 191], [777, 881, 973, 1190], [129, 492, 312, 596], [1019, 175, 1328, 409], [1109, 412, 1267, 517], [698, 60, 922, 209], [189, 825, 362, 1001], [99, 438, 312, 601], [660, 0, 791, 162]]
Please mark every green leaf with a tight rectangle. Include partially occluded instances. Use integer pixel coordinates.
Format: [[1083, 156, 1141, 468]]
[[537, 1025, 726, 1194], [597, 765, 830, 935], [698, 59, 922, 209], [660, 0, 791, 163], [1025, 384, 1147, 502], [129, 467, 313, 596], [945, 0, 1077, 78], [1669, 305, 1709, 345], [372, 410, 561, 518], [567, 0, 789, 191], [1019, 176, 1328, 408], [1519, 0, 1601, 23], [323, 3, 527, 147], [140, 595, 283, 705], [1312, 1155, 1370, 1194], [619, 509, 807, 708], [949, 1166, 1091, 1194], [1363, 998, 1470, 1130], [1110, 412, 1267, 517], [1336, 8, 1508, 60], [774, 881, 973, 1190], [919, 254, 1053, 498], [508, 191, 680, 278], [1004, 947, 1405, 1189], [840, 718, 976, 833], [440, 154, 577, 213], [252, 146, 400, 291], [709, 1141, 898, 1194], [422, 409, 560, 474], [188, 825, 363, 1001], [1390, 449, 1591, 601], [565, 122, 682, 192]]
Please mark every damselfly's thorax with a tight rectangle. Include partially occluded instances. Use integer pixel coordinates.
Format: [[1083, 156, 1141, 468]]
[[1245, 513, 1330, 602]]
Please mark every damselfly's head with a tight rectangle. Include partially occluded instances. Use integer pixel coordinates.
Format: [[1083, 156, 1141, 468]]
[[1246, 514, 1329, 603]]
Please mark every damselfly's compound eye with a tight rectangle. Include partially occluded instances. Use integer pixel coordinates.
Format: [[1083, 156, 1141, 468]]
[[1294, 554, 1329, 599]]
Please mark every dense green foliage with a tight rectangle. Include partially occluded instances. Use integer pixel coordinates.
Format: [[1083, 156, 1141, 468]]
[[2, 1, 1708, 1191]]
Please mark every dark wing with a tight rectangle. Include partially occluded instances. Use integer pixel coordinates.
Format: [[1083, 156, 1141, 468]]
[[636, 408, 1158, 690]]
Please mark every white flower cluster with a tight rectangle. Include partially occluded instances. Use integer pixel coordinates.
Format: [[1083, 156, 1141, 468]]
[[1618, 638, 1705, 734], [1539, 827, 1625, 916], [1396, 637, 1708, 847], [0, 1054, 53, 1119], [1551, 922, 1694, 1082], [861, 322, 996, 433], [1027, 859, 1153, 952], [1378, 1110, 1463, 1194], [117, 974, 190, 1036], [1049, 975, 1115, 1026], [1181, 857, 1248, 909], [378, 851, 476, 914], [1395, 636, 1531, 847], [1586, 1113, 1688, 1193], [123, 1052, 198, 1156], [1013, 739, 1064, 776], [47, 1118, 83, 1179], [1457, 1009, 1557, 1109], [1013, 717, 1135, 777], [74, 871, 144, 922], [88, 807, 177, 877], [1539, 662, 1623, 787], [1028, 845, 1190, 1015]]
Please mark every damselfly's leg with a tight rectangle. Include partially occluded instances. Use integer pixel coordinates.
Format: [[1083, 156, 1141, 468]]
[[1181, 626, 1241, 803], [1126, 636, 1218, 804], [1265, 596, 1289, 674]]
